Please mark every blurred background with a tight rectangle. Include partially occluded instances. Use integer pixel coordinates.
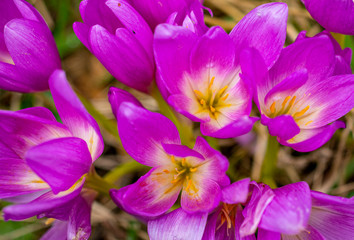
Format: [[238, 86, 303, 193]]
[[0, 0, 353, 239]]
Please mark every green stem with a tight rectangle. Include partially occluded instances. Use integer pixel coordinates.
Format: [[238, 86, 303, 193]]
[[104, 161, 148, 184], [151, 84, 195, 147], [85, 168, 118, 196], [261, 135, 279, 188], [331, 32, 345, 48]]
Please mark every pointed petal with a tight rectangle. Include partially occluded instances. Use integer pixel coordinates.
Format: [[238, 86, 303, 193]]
[[230, 3, 288, 68], [49, 70, 103, 161], [148, 208, 208, 240], [222, 178, 251, 204], [259, 182, 311, 234], [0, 110, 72, 158], [26, 137, 92, 194], [281, 121, 345, 152], [261, 115, 300, 141], [13, 0, 46, 24], [117, 102, 180, 167], [162, 143, 204, 159], [3, 180, 84, 221], [0, 158, 49, 198], [17, 107, 57, 121], [110, 167, 181, 217], [89, 25, 153, 93], [73, 22, 91, 51]]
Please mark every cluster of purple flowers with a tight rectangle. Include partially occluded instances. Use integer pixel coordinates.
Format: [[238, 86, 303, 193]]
[[0, 0, 354, 239]]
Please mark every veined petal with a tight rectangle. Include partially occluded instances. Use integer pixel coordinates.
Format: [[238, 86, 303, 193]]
[[26, 137, 92, 194], [181, 177, 221, 213], [148, 208, 208, 240], [0, 158, 49, 198], [230, 2, 288, 68], [13, 0, 46, 24], [3, 179, 84, 221], [222, 178, 251, 204], [89, 25, 154, 93], [240, 182, 275, 237], [40, 221, 68, 240], [259, 182, 311, 235], [0, 61, 35, 93], [281, 121, 345, 152], [308, 191, 354, 239], [257, 229, 281, 240], [110, 167, 181, 217], [261, 115, 300, 141], [17, 107, 57, 121], [281, 225, 325, 240], [49, 70, 104, 161], [0, 110, 72, 158], [154, 23, 198, 95], [117, 102, 180, 167], [162, 143, 204, 159]]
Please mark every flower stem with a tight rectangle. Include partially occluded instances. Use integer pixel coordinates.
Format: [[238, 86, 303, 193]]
[[151, 84, 195, 148], [260, 135, 279, 188], [104, 161, 148, 184], [85, 168, 118, 196]]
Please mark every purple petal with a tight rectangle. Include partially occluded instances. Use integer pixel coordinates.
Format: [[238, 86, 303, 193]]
[[240, 182, 275, 237], [0, 158, 49, 198], [13, 0, 46, 24], [162, 143, 204, 159], [257, 229, 281, 240], [0, 140, 18, 158], [222, 178, 250, 204], [148, 208, 208, 240], [105, 0, 153, 58], [117, 102, 180, 167], [3, 180, 84, 221], [308, 191, 354, 239], [181, 178, 221, 213], [73, 22, 91, 51], [49, 70, 103, 161], [154, 23, 198, 96], [17, 107, 57, 121], [4, 18, 61, 90], [26, 137, 92, 194], [281, 121, 345, 152], [108, 86, 143, 119], [40, 221, 68, 240], [110, 167, 181, 217], [230, 3, 288, 68], [89, 25, 154, 93], [201, 116, 258, 139], [0, 110, 72, 158], [303, 0, 354, 35], [259, 182, 311, 235], [201, 207, 220, 240], [282, 225, 326, 240], [261, 115, 300, 141]]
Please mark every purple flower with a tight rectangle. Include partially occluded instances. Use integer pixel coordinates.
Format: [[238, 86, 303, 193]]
[[108, 87, 229, 217], [240, 182, 354, 240], [0, 70, 104, 238], [154, 3, 288, 138], [73, 0, 155, 93], [146, 178, 252, 240], [302, 0, 354, 35], [0, 0, 61, 92], [244, 33, 354, 152]]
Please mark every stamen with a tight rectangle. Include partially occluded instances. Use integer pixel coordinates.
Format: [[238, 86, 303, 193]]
[[221, 93, 229, 101], [200, 99, 206, 106], [163, 169, 170, 174], [210, 106, 216, 113], [209, 76, 215, 89], [293, 105, 310, 118], [194, 90, 203, 98], [174, 168, 186, 178], [190, 167, 197, 172], [270, 102, 276, 113], [171, 155, 175, 163], [218, 85, 228, 96], [282, 96, 291, 108], [305, 120, 313, 126], [285, 96, 297, 114], [221, 208, 232, 229], [185, 179, 193, 192], [45, 218, 55, 225]]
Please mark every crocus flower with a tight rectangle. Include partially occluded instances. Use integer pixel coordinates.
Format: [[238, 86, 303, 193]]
[[73, 0, 155, 93], [154, 3, 288, 138], [108, 87, 229, 217], [0, 0, 61, 92], [240, 182, 354, 239], [0, 70, 104, 238], [244, 33, 354, 151], [146, 178, 253, 240], [302, 0, 354, 35]]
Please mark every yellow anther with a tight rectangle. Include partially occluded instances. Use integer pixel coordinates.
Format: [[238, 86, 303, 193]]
[[210, 106, 216, 113], [282, 96, 291, 108], [45, 218, 55, 225], [175, 168, 186, 177], [218, 85, 229, 96], [293, 105, 310, 118], [194, 90, 203, 98], [221, 93, 229, 101], [171, 155, 175, 163], [270, 102, 276, 113], [305, 120, 313, 126], [185, 179, 193, 192], [190, 167, 197, 172], [182, 158, 186, 166], [209, 76, 215, 88], [200, 99, 206, 106], [163, 169, 170, 174]]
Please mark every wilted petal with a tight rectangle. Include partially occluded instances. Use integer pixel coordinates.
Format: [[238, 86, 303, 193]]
[[148, 208, 208, 240]]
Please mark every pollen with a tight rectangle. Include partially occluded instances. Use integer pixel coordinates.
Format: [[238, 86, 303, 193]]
[[210, 106, 216, 113]]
